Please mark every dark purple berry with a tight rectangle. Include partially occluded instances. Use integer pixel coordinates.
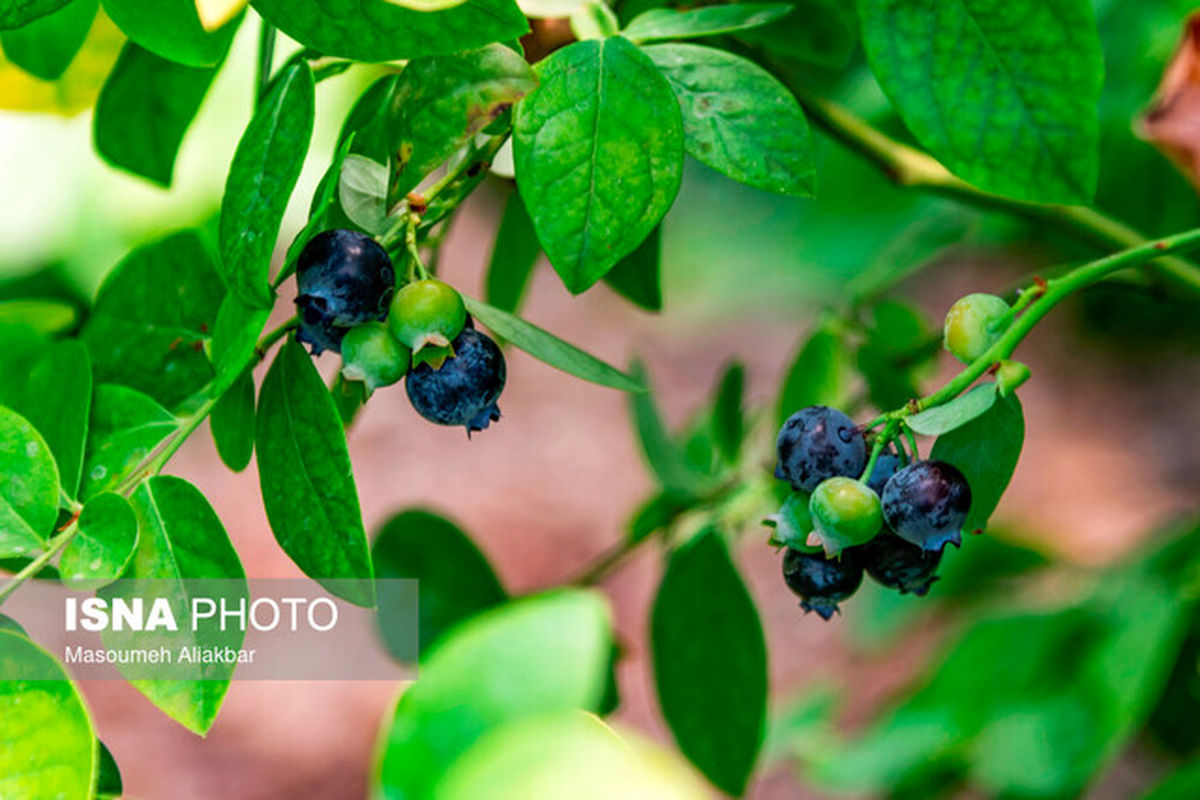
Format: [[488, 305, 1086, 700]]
[[295, 230, 395, 355], [855, 531, 943, 595], [782, 547, 863, 620], [881, 460, 971, 552], [865, 448, 903, 496], [774, 406, 866, 492], [405, 328, 506, 434]]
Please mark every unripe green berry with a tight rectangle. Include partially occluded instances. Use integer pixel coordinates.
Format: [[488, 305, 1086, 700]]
[[943, 293, 1010, 363], [807, 476, 883, 557], [340, 322, 411, 392], [388, 279, 467, 369]]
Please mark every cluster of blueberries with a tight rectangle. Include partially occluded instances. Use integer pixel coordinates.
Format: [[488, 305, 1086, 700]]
[[771, 405, 972, 619], [293, 229, 506, 433]]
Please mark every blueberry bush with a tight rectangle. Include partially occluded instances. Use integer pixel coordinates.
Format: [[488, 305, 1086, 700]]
[[3, 0, 1200, 797]]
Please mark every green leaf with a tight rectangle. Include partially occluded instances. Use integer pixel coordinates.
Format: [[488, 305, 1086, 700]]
[[256, 339, 374, 607], [643, 43, 816, 196], [59, 490, 137, 589], [389, 43, 537, 200], [100, 0, 239, 67], [0, 405, 59, 558], [930, 392, 1024, 534], [0, 322, 49, 409], [463, 296, 645, 392], [513, 36, 683, 293], [623, 3, 789, 42], [1144, 760, 1200, 800], [0, 299, 76, 335], [764, 492, 819, 551], [735, 0, 856, 69], [905, 383, 997, 436], [372, 509, 507, 661], [101, 475, 246, 735], [81, 230, 224, 409], [94, 41, 219, 187], [80, 384, 177, 500], [329, 372, 366, 428], [485, 189, 541, 314], [0, 631, 97, 798], [0, 614, 25, 635], [210, 368, 255, 472], [95, 740, 123, 798], [627, 359, 700, 496], [218, 58, 315, 309], [374, 590, 611, 800], [338, 73, 399, 164], [338, 154, 388, 234], [0, 0, 96, 79], [0, 0, 69, 29], [602, 224, 662, 311], [859, 0, 1103, 204], [210, 292, 270, 396], [250, 0, 529, 63], [652, 528, 767, 795], [710, 361, 744, 463], [16, 339, 91, 499], [777, 323, 850, 427]]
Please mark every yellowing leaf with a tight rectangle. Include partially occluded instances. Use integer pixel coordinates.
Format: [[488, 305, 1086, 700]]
[[194, 0, 246, 31], [0, 10, 122, 115]]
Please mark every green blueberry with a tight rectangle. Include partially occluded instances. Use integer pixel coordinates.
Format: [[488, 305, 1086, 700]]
[[942, 293, 1010, 363], [340, 322, 411, 392], [388, 279, 467, 369], [995, 359, 1031, 397], [807, 476, 882, 558]]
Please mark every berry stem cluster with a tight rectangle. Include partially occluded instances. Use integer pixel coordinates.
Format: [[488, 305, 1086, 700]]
[[868, 226, 1200, 433]]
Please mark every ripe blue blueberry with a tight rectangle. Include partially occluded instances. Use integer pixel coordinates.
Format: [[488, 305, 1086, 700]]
[[775, 406, 866, 492], [865, 448, 903, 496], [881, 460, 971, 552], [855, 530, 943, 595], [781, 546, 863, 620], [295, 230, 395, 355], [405, 328, 506, 434]]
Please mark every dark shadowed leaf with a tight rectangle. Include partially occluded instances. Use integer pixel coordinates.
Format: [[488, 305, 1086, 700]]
[[485, 189, 541, 314], [776, 323, 850, 426], [603, 224, 662, 311], [94, 41, 218, 187], [652, 529, 767, 795], [0, 0, 96, 79], [0, 0, 69, 29], [16, 339, 90, 499], [256, 339, 374, 606], [931, 393, 1024, 534], [372, 509, 507, 661], [210, 368, 255, 472]]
